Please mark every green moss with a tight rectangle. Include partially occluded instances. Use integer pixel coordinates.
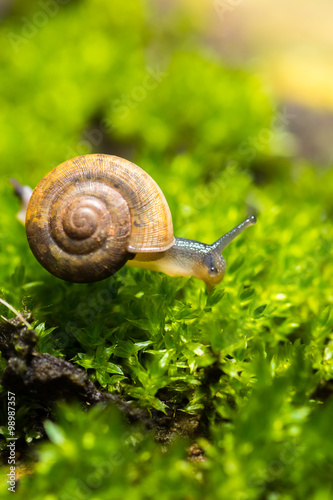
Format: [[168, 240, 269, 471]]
[[0, 0, 333, 498]]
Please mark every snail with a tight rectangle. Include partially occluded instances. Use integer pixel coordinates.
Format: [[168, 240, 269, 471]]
[[14, 154, 256, 291]]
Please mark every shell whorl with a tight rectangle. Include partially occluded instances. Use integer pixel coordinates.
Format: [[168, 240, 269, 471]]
[[25, 154, 174, 282]]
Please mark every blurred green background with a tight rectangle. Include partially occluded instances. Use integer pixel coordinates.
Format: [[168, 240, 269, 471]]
[[0, 1, 333, 499]]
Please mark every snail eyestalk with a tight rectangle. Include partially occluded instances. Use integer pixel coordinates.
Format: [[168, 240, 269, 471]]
[[211, 215, 256, 254], [129, 216, 257, 292]]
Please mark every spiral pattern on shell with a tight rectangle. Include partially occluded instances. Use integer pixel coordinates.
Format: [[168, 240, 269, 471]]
[[25, 154, 174, 282]]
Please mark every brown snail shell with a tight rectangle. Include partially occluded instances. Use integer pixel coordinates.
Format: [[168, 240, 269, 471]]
[[25, 154, 174, 282]]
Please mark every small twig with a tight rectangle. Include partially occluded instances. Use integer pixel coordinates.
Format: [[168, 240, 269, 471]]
[[0, 298, 32, 329]]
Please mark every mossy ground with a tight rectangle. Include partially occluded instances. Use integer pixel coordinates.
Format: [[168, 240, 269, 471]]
[[0, 1, 333, 499]]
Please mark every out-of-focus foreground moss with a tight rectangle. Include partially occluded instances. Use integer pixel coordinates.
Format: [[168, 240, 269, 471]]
[[0, 1, 333, 499]]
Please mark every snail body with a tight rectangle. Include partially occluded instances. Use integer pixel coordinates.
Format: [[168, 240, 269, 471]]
[[20, 154, 256, 290]]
